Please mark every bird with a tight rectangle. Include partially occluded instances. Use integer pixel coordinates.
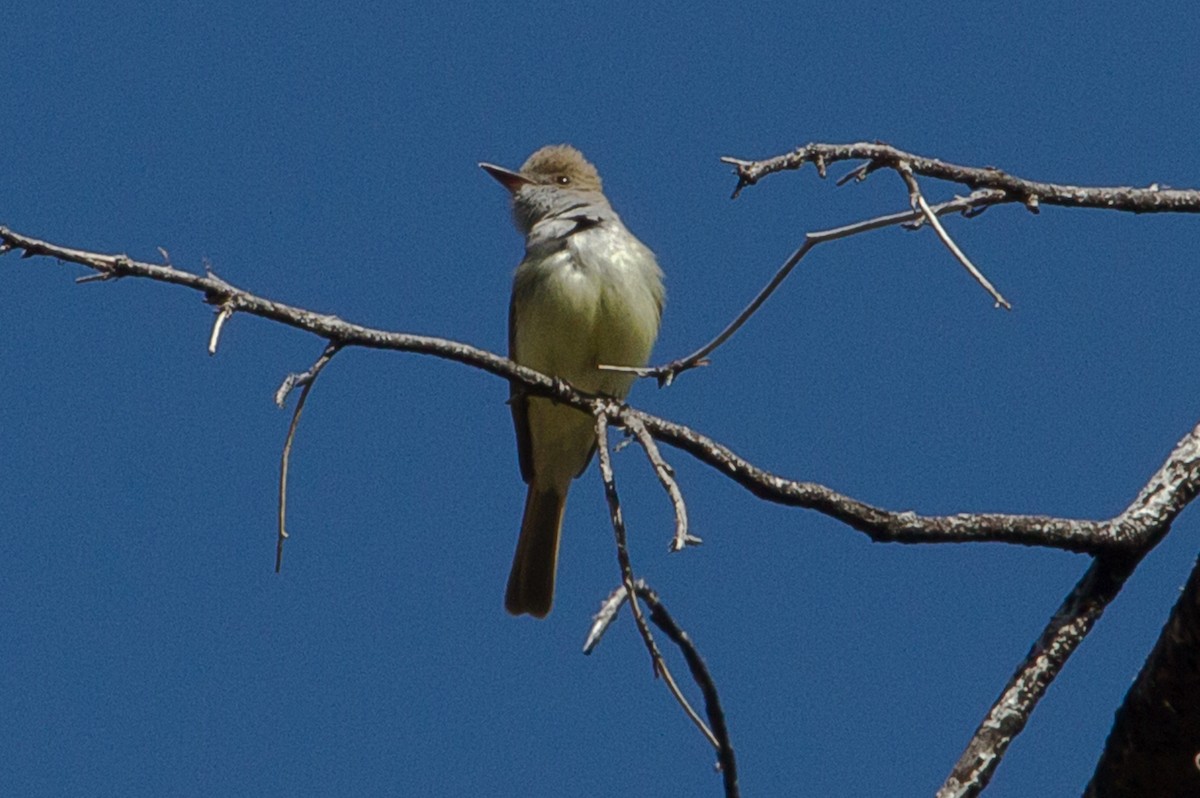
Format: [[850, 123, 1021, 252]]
[[481, 145, 665, 618]]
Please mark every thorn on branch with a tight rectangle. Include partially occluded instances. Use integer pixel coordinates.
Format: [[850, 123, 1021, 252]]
[[75, 270, 120, 284], [582, 582, 630, 654], [718, 156, 756, 199], [836, 160, 878, 186], [814, 154, 827, 179]]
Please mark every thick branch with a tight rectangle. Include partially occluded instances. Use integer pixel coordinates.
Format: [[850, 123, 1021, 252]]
[[624, 411, 1200, 555], [1084, 552, 1200, 798], [6, 224, 1198, 558], [937, 418, 1200, 795], [938, 555, 1141, 798]]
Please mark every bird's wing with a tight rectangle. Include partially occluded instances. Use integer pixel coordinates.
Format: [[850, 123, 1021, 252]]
[[508, 290, 534, 485]]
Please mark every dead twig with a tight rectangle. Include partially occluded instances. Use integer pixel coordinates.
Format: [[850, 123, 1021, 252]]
[[623, 411, 698, 551], [896, 162, 1011, 309], [276, 344, 341, 572], [583, 579, 739, 798], [593, 405, 718, 751], [208, 303, 234, 355], [634, 189, 1005, 385]]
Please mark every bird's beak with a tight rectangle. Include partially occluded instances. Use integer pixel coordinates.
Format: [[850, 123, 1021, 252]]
[[479, 162, 531, 194]]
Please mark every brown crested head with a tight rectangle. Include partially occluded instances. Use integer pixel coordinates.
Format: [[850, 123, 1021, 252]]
[[519, 144, 603, 193]]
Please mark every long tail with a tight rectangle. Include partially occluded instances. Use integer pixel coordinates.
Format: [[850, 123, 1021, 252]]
[[505, 485, 567, 618]]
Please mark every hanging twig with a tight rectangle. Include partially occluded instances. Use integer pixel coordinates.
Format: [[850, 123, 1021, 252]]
[[623, 411, 698, 551], [583, 579, 740, 798], [593, 404, 718, 751], [275, 344, 341, 572], [897, 162, 1011, 309]]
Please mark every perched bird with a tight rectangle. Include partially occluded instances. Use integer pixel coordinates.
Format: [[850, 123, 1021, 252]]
[[481, 145, 665, 618]]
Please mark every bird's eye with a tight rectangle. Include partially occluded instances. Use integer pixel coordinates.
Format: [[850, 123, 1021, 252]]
[[556, 175, 571, 185]]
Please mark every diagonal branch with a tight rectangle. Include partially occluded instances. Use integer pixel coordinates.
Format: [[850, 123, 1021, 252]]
[[936, 418, 1200, 795], [636, 581, 739, 798], [626, 189, 1004, 385], [584, 579, 741, 798], [623, 412, 699, 552], [937, 554, 1141, 798], [896, 162, 1011, 309]]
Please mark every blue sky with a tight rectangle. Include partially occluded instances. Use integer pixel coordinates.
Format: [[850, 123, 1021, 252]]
[[3, 3, 1199, 796]]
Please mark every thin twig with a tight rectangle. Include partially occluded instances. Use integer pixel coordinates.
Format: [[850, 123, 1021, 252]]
[[593, 405, 718, 750], [208, 303, 234, 355], [624, 412, 698, 551], [635, 189, 1005, 385], [580, 581, 720, 752], [75, 271, 120, 284], [593, 405, 659, 668], [897, 162, 1011, 309], [636, 581, 739, 798], [276, 344, 341, 573]]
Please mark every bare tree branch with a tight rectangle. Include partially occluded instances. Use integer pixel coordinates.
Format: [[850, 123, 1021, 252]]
[[627, 189, 1005, 385], [3, 224, 1195, 557], [633, 412, 1200, 553], [9, 136, 1200, 796], [938, 419, 1200, 795], [721, 141, 1200, 213], [938, 554, 1140, 798]]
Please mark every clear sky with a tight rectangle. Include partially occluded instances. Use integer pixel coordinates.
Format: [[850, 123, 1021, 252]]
[[3, 3, 1199, 796]]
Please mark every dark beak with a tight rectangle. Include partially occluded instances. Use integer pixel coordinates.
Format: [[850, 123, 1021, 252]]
[[479, 162, 531, 194]]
